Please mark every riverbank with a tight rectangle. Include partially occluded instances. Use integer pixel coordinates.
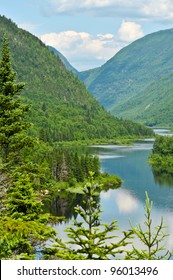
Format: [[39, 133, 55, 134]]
[[53, 134, 155, 147], [53, 140, 173, 259]]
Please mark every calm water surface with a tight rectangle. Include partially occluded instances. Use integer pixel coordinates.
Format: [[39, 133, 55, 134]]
[[55, 130, 173, 254]]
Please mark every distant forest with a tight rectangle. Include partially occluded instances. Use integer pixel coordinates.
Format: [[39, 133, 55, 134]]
[[0, 17, 171, 261], [0, 15, 153, 143]]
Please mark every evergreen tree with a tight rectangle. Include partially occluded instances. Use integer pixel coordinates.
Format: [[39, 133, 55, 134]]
[[0, 36, 56, 259], [42, 172, 133, 260], [126, 192, 172, 260], [0, 35, 31, 166]]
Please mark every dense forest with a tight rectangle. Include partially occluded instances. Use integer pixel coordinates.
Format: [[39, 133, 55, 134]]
[[78, 29, 173, 128], [0, 15, 153, 143], [0, 34, 121, 259], [48, 45, 79, 76], [149, 135, 173, 175], [0, 25, 171, 260]]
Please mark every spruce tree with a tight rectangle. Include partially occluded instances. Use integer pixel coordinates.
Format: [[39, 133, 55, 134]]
[[42, 172, 133, 260], [126, 192, 172, 260], [0, 36, 56, 259], [0, 35, 31, 166]]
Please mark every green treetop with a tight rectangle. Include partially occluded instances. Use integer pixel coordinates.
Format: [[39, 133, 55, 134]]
[[0, 35, 31, 165], [0, 36, 56, 259]]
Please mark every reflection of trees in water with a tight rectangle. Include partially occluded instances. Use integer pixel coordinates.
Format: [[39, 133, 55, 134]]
[[44, 193, 100, 221], [50, 194, 82, 219], [152, 169, 173, 188], [44, 194, 81, 220]]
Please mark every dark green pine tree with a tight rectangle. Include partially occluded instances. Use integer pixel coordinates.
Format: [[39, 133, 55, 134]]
[[42, 172, 133, 260], [0, 35, 32, 166], [0, 36, 56, 259]]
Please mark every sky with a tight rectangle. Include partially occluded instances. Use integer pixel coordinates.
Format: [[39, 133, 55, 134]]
[[1, 0, 173, 71]]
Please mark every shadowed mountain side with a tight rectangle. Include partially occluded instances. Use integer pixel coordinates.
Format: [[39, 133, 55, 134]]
[[78, 28, 173, 127]]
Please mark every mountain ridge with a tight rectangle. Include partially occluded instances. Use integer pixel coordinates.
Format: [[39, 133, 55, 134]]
[[48, 45, 79, 76], [77, 28, 173, 127], [0, 15, 152, 142]]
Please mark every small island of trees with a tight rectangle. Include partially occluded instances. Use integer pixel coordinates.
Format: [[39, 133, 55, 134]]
[[0, 36, 172, 260]]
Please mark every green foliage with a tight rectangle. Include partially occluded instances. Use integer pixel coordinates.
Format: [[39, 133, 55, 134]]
[[0, 16, 153, 143], [6, 166, 47, 221], [43, 179, 172, 260], [42, 172, 133, 260], [97, 172, 122, 190], [0, 19, 171, 260], [48, 45, 79, 75], [149, 135, 173, 174], [39, 147, 101, 183], [152, 135, 173, 156], [1, 165, 57, 259], [126, 192, 171, 260], [114, 73, 173, 127], [0, 36, 57, 259], [0, 218, 55, 259], [0, 35, 32, 166], [78, 28, 173, 127]]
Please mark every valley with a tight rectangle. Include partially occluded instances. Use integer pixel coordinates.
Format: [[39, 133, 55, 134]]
[[0, 15, 153, 143], [76, 29, 173, 127], [1, 14, 173, 260]]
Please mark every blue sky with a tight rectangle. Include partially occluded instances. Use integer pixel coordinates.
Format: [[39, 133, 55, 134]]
[[1, 0, 173, 70]]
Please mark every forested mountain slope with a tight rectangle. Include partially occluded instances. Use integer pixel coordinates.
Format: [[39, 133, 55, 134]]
[[78, 28, 173, 127], [0, 16, 152, 142], [48, 45, 79, 76]]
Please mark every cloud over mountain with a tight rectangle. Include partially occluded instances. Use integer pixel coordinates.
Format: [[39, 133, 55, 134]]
[[40, 21, 144, 70]]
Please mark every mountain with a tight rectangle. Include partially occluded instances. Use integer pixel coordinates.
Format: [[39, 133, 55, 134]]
[[48, 45, 79, 76], [78, 29, 173, 127], [0, 15, 152, 142]]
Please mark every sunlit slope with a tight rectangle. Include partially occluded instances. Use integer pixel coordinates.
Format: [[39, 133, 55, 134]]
[[0, 15, 152, 141], [78, 28, 173, 127]]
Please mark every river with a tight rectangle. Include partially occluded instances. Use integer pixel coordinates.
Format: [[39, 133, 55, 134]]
[[54, 129, 173, 257]]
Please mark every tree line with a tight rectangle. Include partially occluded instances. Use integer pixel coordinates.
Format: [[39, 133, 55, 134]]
[[0, 15, 154, 144], [149, 135, 173, 175], [0, 36, 171, 260]]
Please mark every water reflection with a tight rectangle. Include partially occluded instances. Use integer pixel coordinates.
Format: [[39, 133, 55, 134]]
[[100, 186, 173, 257], [51, 141, 173, 216], [99, 155, 125, 160], [53, 138, 173, 257], [152, 170, 173, 188], [101, 188, 139, 214], [115, 189, 139, 214], [44, 193, 83, 220], [154, 128, 173, 136], [94, 142, 173, 209]]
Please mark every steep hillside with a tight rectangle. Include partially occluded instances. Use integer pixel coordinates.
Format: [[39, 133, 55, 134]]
[[78, 29, 173, 127], [48, 45, 79, 76], [115, 72, 173, 126], [0, 16, 152, 142]]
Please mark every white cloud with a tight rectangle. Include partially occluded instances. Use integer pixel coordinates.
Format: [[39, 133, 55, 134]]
[[40, 20, 144, 70], [39, 1, 173, 70], [118, 21, 144, 42], [44, 0, 118, 14], [97, 33, 114, 40], [142, 0, 173, 20], [42, 0, 173, 21], [41, 30, 122, 70]]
